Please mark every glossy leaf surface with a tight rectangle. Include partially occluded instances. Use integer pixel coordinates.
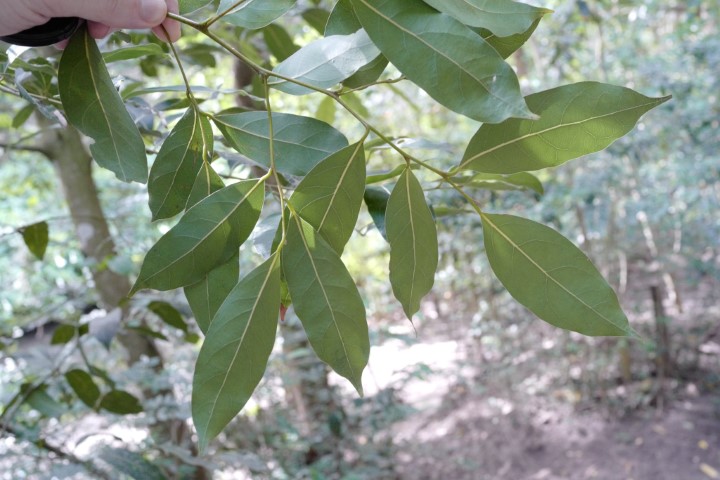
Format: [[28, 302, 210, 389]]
[[58, 26, 147, 183], [148, 108, 213, 221], [193, 255, 280, 452], [218, 0, 296, 29], [482, 213, 632, 336], [421, 0, 550, 37], [214, 112, 348, 176], [351, 0, 532, 123], [271, 30, 381, 95], [460, 82, 672, 173], [282, 216, 368, 394], [131, 180, 264, 293], [289, 142, 366, 254], [386, 169, 438, 319]]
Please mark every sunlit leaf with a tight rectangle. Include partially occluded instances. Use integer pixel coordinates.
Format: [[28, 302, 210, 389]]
[[460, 82, 672, 174], [421, 0, 551, 37], [482, 213, 632, 336], [65, 369, 100, 408], [214, 112, 348, 176], [20, 221, 48, 260], [289, 142, 366, 253], [217, 0, 296, 29], [351, 0, 533, 123], [184, 253, 240, 334], [386, 169, 438, 319], [58, 26, 147, 183], [148, 107, 213, 221], [131, 180, 265, 294], [193, 255, 280, 452], [282, 216, 369, 394], [270, 30, 381, 95]]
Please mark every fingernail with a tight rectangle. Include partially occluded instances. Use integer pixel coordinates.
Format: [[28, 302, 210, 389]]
[[140, 0, 167, 24]]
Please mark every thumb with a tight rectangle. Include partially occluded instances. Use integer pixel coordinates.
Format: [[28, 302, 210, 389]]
[[45, 0, 168, 28]]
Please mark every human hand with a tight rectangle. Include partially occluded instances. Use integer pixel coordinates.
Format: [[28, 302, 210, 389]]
[[0, 0, 180, 42]]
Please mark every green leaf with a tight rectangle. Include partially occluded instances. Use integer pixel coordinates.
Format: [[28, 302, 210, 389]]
[[459, 82, 672, 174], [421, 0, 551, 37], [100, 390, 143, 414], [12, 104, 34, 128], [149, 108, 213, 221], [461, 172, 544, 195], [363, 187, 390, 239], [270, 30, 381, 95], [482, 213, 632, 336], [186, 161, 225, 209], [65, 369, 101, 408], [102, 44, 166, 63], [218, 0, 296, 29], [58, 26, 147, 183], [98, 447, 165, 480], [303, 7, 331, 33], [179, 0, 213, 14], [326, 0, 361, 35], [184, 253, 240, 334], [25, 387, 64, 418], [366, 164, 406, 185], [282, 216, 369, 394], [214, 112, 348, 176], [263, 24, 300, 62], [342, 54, 388, 89], [192, 255, 280, 452], [131, 180, 265, 294], [351, 0, 533, 123], [479, 17, 543, 59], [289, 142, 366, 254], [386, 169, 438, 319], [20, 221, 48, 260], [51, 324, 76, 345], [148, 301, 188, 333], [315, 96, 337, 124]]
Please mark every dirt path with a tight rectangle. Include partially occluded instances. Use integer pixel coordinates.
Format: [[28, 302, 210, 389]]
[[394, 390, 720, 480]]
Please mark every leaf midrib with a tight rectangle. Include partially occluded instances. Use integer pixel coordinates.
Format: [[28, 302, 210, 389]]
[[354, 0, 522, 114], [201, 254, 278, 439], [139, 179, 263, 287], [84, 32, 126, 181], [459, 98, 663, 170], [294, 215, 356, 380], [317, 142, 364, 232], [482, 213, 629, 333]]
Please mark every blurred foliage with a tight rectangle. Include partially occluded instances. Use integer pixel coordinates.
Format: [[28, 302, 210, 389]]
[[0, 0, 718, 479]]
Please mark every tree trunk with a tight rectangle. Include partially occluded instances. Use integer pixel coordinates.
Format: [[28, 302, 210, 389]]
[[38, 122, 209, 480]]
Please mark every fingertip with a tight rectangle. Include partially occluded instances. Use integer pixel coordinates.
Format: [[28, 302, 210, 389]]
[[88, 22, 112, 39]]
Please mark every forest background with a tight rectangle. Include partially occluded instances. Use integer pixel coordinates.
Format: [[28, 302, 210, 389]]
[[0, 0, 719, 479]]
